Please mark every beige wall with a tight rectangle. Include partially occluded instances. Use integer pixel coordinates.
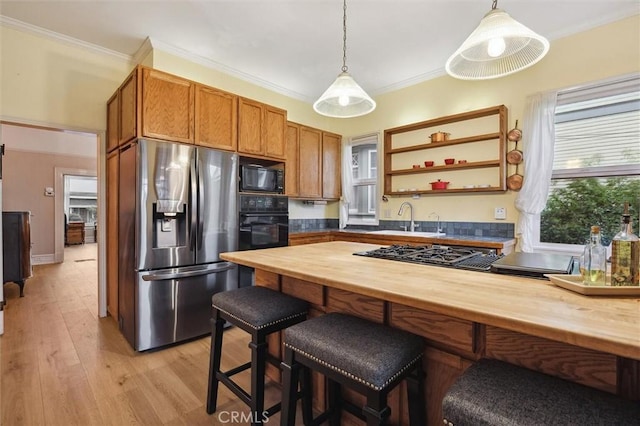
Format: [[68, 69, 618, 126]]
[[2, 149, 96, 258], [0, 25, 133, 131], [1, 15, 638, 226]]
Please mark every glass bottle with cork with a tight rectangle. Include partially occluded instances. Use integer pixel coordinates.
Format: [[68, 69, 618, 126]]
[[610, 202, 639, 286], [580, 225, 607, 286]]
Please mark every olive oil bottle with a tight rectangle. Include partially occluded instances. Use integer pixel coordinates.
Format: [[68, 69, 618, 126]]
[[580, 226, 607, 285], [610, 202, 639, 286]]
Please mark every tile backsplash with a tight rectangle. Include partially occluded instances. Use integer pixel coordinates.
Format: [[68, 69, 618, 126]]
[[290, 219, 514, 238]]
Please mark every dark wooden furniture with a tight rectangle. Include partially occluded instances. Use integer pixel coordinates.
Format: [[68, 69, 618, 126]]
[[206, 286, 309, 424], [281, 312, 425, 426], [66, 222, 85, 245], [2, 211, 32, 297]]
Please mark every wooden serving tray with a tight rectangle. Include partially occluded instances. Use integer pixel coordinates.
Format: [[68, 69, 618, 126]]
[[545, 274, 640, 296]]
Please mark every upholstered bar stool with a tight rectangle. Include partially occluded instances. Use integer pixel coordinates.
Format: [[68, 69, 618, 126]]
[[280, 312, 426, 426], [442, 358, 640, 426], [206, 286, 309, 425]]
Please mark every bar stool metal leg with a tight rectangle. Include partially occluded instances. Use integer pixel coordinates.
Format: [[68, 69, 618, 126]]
[[206, 312, 225, 414]]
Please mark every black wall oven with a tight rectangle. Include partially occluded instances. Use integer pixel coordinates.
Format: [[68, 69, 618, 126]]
[[238, 194, 288, 287]]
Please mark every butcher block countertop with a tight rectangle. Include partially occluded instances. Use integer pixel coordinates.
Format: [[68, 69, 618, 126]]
[[221, 241, 640, 360]]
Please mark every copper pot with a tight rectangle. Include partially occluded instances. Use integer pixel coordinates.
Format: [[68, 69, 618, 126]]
[[429, 131, 450, 142]]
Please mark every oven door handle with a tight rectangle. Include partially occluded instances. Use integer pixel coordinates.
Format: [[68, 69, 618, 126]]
[[240, 213, 288, 218]]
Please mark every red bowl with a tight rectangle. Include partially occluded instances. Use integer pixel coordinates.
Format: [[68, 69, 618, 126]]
[[424, 161, 434, 167], [444, 158, 455, 165]]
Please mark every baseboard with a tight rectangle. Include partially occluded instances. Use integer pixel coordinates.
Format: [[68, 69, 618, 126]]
[[32, 254, 56, 265]]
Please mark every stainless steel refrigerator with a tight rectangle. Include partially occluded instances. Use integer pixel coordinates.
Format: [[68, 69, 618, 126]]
[[118, 139, 238, 351]]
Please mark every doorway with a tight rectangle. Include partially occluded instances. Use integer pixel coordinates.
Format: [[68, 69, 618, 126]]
[[0, 122, 106, 317]]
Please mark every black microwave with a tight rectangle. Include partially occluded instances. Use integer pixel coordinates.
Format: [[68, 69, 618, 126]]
[[240, 165, 284, 193]]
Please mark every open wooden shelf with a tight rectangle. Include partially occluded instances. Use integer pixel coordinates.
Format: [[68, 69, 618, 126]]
[[383, 105, 508, 195]]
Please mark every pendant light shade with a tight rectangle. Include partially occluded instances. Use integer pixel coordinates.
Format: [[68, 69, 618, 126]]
[[313, 71, 376, 118], [313, 0, 376, 118], [446, 2, 550, 80]]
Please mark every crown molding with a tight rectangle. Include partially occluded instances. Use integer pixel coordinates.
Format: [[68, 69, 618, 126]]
[[146, 36, 313, 102], [0, 15, 131, 62]]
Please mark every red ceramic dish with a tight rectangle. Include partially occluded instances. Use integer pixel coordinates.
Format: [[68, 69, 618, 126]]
[[444, 158, 455, 165], [424, 161, 434, 167]]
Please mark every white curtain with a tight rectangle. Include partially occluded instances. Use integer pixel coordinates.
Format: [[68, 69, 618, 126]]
[[339, 143, 354, 229], [515, 91, 558, 252]]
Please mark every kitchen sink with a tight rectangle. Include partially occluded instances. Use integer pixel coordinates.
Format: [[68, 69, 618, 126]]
[[367, 230, 446, 237]]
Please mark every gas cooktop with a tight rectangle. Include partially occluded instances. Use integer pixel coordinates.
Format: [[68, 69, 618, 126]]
[[354, 244, 503, 272]]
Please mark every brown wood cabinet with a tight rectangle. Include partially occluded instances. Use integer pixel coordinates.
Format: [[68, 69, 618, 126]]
[[195, 85, 237, 151], [119, 69, 138, 146], [264, 105, 287, 158], [106, 150, 119, 320], [66, 222, 85, 245], [238, 97, 287, 160], [322, 131, 341, 199], [106, 92, 119, 153], [297, 125, 323, 198], [285, 123, 300, 197], [286, 123, 342, 200], [141, 68, 195, 143]]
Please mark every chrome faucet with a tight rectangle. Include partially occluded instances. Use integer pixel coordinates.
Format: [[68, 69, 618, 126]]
[[398, 202, 418, 231], [429, 212, 442, 233]]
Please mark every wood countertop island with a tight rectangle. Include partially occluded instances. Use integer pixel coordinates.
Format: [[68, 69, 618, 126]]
[[221, 241, 640, 425]]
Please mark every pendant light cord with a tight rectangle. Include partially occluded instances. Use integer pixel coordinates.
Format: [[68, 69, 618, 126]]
[[342, 0, 348, 73]]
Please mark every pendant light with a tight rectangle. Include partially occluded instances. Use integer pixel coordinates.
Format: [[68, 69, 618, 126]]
[[445, 0, 550, 80], [313, 0, 376, 118]]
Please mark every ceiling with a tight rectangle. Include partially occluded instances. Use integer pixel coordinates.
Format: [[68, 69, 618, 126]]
[[1, 1, 638, 103]]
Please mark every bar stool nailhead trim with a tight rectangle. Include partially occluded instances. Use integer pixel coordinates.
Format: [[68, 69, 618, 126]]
[[214, 306, 307, 330], [284, 342, 422, 391]]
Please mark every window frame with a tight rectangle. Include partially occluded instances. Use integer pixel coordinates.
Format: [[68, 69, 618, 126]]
[[346, 133, 381, 226], [532, 74, 640, 255]]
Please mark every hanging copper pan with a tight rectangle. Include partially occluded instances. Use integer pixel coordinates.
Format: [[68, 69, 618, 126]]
[[507, 119, 522, 142], [507, 139, 523, 164], [507, 163, 523, 191]]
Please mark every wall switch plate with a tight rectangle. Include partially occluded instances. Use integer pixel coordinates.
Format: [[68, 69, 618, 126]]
[[494, 207, 506, 220], [383, 209, 391, 218]]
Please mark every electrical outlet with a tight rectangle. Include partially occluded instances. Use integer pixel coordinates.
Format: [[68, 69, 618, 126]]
[[494, 207, 506, 220], [383, 209, 391, 218]]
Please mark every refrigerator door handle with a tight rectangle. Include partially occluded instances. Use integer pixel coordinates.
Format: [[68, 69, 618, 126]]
[[190, 159, 198, 253], [141, 262, 236, 281], [197, 159, 204, 250]]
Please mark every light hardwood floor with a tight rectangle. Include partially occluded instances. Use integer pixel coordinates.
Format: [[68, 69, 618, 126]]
[[1, 244, 294, 425]]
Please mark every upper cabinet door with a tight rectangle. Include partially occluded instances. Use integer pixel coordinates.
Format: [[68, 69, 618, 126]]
[[119, 69, 137, 146], [238, 97, 264, 156], [322, 132, 341, 200], [195, 85, 238, 151], [264, 105, 287, 159], [107, 92, 119, 153], [285, 122, 300, 197], [298, 126, 323, 198], [141, 68, 195, 144]]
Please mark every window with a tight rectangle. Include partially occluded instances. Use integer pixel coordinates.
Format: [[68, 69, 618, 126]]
[[538, 75, 640, 252], [346, 134, 380, 224]]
